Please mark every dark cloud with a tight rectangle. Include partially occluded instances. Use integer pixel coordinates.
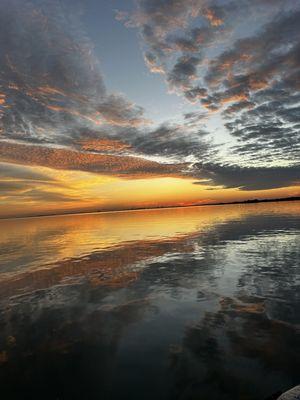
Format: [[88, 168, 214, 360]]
[[116, 0, 230, 94], [130, 123, 214, 159], [0, 0, 214, 178], [118, 0, 203, 32], [183, 111, 208, 128], [224, 100, 254, 114], [95, 95, 150, 127], [194, 163, 300, 190], [144, 51, 165, 73], [184, 86, 208, 103], [0, 0, 148, 147], [205, 10, 300, 87], [203, 10, 300, 163], [0, 0, 105, 96], [119, 0, 300, 168], [171, 37, 199, 53], [167, 56, 201, 92], [224, 89, 300, 163]]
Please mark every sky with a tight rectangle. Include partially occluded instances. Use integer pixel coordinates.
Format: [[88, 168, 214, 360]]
[[0, 0, 299, 218]]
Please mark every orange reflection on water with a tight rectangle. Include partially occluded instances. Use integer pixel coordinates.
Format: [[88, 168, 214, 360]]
[[0, 201, 299, 299]]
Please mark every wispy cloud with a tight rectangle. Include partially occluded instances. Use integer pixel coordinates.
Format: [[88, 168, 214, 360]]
[[0, 0, 149, 147]]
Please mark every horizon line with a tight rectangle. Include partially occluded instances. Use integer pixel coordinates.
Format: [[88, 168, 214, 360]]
[[1, 196, 299, 222]]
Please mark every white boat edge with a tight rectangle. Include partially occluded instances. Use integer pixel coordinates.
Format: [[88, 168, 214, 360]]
[[277, 385, 300, 400]]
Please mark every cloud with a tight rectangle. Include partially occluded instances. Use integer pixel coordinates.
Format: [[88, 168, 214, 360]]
[[194, 163, 300, 190], [144, 52, 165, 73], [0, 0, 212, 174], [202, 6, 224, 27], [0, 161, 77, 204], [116, 0, 231, 93], [0, 0, 148, 147], [184, 86, 208, 103], [167, 56, 201, 92], [202, 10, 300, 163], [171, 37, 199, 53], [76, 138, 132, 153], [0, 0, 298, 206], [130, 123, 214, 160], [117, 0, 203, 33], [0, 162, 56, 182], [95, 95, 151, 127], [205, 10, 300, 87], [18, 189, 79, 203], [0, 141, 186, 179], [0, 181, 31, 194], [117, 0, 232, 98], [119, 0, 300, 166]]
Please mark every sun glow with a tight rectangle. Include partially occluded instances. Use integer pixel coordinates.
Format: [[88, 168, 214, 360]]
[[1, 162, 299, 218]]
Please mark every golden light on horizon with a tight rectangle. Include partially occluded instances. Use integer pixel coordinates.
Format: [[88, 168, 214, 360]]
[[1, 162, 299, 218]]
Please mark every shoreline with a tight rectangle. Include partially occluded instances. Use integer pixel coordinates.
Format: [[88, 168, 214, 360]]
[[1, 196, 299, 222]]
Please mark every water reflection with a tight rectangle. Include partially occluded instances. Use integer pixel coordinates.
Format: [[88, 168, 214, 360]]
[[0, 202, 299, 399], [0, 204, 252, 273]]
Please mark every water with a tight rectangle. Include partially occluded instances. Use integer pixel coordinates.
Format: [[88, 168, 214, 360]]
[[0, 202, 299, 400]]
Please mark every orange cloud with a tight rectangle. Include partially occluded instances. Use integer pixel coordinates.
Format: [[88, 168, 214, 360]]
[[220, 93, 249, 105], [203, 8, 224, 27], [0, 141, 184, 179], [248, 78, 269, 91], [0, 95, 5, 105], [78, 138, 132, 153]]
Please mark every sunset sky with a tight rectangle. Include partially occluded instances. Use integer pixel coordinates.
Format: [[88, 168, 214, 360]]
[[0, 0, 299, 218]]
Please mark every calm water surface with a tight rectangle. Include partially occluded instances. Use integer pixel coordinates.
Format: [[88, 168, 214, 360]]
[[0, 202, 299, 399]]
